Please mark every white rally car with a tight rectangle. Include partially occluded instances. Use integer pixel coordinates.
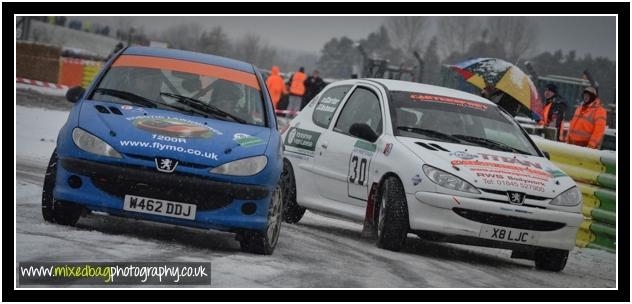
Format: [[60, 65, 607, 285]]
[[280, 78, 583, 271]]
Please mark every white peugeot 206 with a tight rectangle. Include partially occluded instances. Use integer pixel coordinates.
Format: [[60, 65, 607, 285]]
[[280, 78, 583, 271]]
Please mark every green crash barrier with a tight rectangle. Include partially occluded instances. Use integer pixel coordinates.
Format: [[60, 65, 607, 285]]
[[556, 163, 616, 190], [590, 208, 615, 226], [596, 174, 616, 190], [531, 136, 617, 253], [590, 222, 616, 238], [601, 155, 616, 175], [594, 189, 616, 212]]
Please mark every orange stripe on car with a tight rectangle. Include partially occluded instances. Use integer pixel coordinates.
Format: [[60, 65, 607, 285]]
[[112, 55, 261, 90]]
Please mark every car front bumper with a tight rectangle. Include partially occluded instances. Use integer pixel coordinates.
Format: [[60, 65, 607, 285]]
[[53, 157, 272, 232], [409, 191, 583, 251]]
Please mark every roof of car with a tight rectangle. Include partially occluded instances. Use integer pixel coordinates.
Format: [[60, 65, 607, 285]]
[[365, 78, 496, 106], [123, 46, 256, 74]]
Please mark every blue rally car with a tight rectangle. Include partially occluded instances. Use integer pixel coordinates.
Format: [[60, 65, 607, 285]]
[[42, 47, 285, 254]]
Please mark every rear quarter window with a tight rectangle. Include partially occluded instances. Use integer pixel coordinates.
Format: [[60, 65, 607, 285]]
[[312, 85, 352, 129]]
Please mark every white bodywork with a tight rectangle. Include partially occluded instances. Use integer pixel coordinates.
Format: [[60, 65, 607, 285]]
[[282, 79, 582, 251]]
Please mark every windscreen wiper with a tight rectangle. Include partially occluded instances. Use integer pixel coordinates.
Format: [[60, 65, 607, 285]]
[[451, 134, 532, 155], [160, 92, 248, 124], [397, 126, 462, 143], [94, 88, 158, 108]]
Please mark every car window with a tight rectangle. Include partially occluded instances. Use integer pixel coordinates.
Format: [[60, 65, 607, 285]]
[[333, 87, 382, 137], [312, 85, 352, 129], [390, 91, 539, 155], [91, 55, 266, 127]]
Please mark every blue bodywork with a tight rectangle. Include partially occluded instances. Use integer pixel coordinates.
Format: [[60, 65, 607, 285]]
[[53, 47, 282, 232]]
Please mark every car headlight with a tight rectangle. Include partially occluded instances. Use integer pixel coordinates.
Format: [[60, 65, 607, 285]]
[[549, 186, 582, 207], [422, 165, 480, 194], [72, 128, 122, 158], [210, 155, 267, 176]]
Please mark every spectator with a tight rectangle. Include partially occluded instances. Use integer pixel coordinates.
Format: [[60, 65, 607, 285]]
[[566, 86, 607, 149], [538, 83, 567, 141], [287, 67, 306, 114], [302, 69, 325, 109], [265, 66, 287, 110]]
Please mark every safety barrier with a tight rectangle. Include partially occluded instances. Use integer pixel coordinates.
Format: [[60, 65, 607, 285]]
[[58, 57, 103, 88], [531, 136, 616, 252]]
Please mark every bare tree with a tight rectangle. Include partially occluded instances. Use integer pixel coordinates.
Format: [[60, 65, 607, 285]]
[[199, 26, 231, 56], [233, 33, 278, 69], [160, 23, 203, 51], [385, 16, 430, 56], [437, 16, 482, 57], [486, 17, 539, 64]]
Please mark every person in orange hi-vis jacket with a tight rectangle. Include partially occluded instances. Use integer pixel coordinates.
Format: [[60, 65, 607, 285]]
[[287, 67, 306, 114], [566, 86, 608, 149], [266, 66, 287, 109]]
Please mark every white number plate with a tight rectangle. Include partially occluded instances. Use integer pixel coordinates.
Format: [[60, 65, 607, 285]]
[[123, 195, 196, 220], [479, 224, 537, 245]]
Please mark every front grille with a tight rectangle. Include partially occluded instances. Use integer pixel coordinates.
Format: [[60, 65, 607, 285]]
[[480, 188, 551, 201], [123, 153, 211, 169], [452, 208, 565, 231], [61, 158, 269, 211], [478, 198, 547, 209]]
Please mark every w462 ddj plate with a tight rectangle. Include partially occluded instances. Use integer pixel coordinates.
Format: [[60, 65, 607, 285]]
[[123, 195, 196, 220]]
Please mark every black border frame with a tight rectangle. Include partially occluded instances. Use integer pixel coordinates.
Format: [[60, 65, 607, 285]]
[[5, 1, 629, 302]]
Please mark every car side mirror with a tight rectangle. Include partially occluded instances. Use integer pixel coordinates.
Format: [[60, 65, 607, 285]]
[[349, 123, 378, 143], [543, 151, 551, 160], [66, 86, 85, 103]]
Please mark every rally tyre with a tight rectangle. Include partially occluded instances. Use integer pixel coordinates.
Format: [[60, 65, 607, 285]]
[[53, 201, 83, 226], [534, 248, 569, 272], [42, 150, 82, 226], [281, 160, 305, 224], [376, 176, 410, 251], [42, 150, 58, 223], [239, 184, 284, 255]]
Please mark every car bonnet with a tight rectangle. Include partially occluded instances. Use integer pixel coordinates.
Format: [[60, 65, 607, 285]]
[[396, 136, 576, 198], [77, 100, 271, 167]]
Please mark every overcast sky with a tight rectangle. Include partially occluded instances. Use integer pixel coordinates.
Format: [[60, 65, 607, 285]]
[[72, 15, 617, 60]]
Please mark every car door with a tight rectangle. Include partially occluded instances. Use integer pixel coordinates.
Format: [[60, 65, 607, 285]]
[[286, 84, 353, 206], [313, 85, 384, 206]]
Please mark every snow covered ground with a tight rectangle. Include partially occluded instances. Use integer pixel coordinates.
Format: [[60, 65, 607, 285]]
[[14, 91, 617, 288]]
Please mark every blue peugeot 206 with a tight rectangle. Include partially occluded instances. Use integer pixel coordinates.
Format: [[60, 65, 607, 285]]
[[42, 46, 285, 254]]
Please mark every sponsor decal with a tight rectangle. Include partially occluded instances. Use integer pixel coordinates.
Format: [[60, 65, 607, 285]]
[[233, 133, 265, 147], [284, 127, 321, 156], [450, 150, 478, 160], [127, 115, 223, 138], [314, 96, 341, 113], [119, 140, 219, 160], [544, 167, 567, 178], [409, 93, 488, 110], [411, 174, 422, 186], [155, 157, 178, 173], [354, 140, 376, 153], [383, 143, 393, 156], [478, 153, 543, 169], [121, 105, 134, 110]]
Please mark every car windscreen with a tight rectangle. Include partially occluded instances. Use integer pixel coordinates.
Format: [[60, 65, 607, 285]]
[[90, 55, 266, 127], [390, 91, 539, 156]]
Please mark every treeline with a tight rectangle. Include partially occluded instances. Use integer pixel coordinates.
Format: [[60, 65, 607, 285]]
[[146, 23, 317, 74], [316, 16, 616, 104]]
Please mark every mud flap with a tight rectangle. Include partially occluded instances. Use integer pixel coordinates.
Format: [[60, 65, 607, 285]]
[[361, 182, 379, 239]]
